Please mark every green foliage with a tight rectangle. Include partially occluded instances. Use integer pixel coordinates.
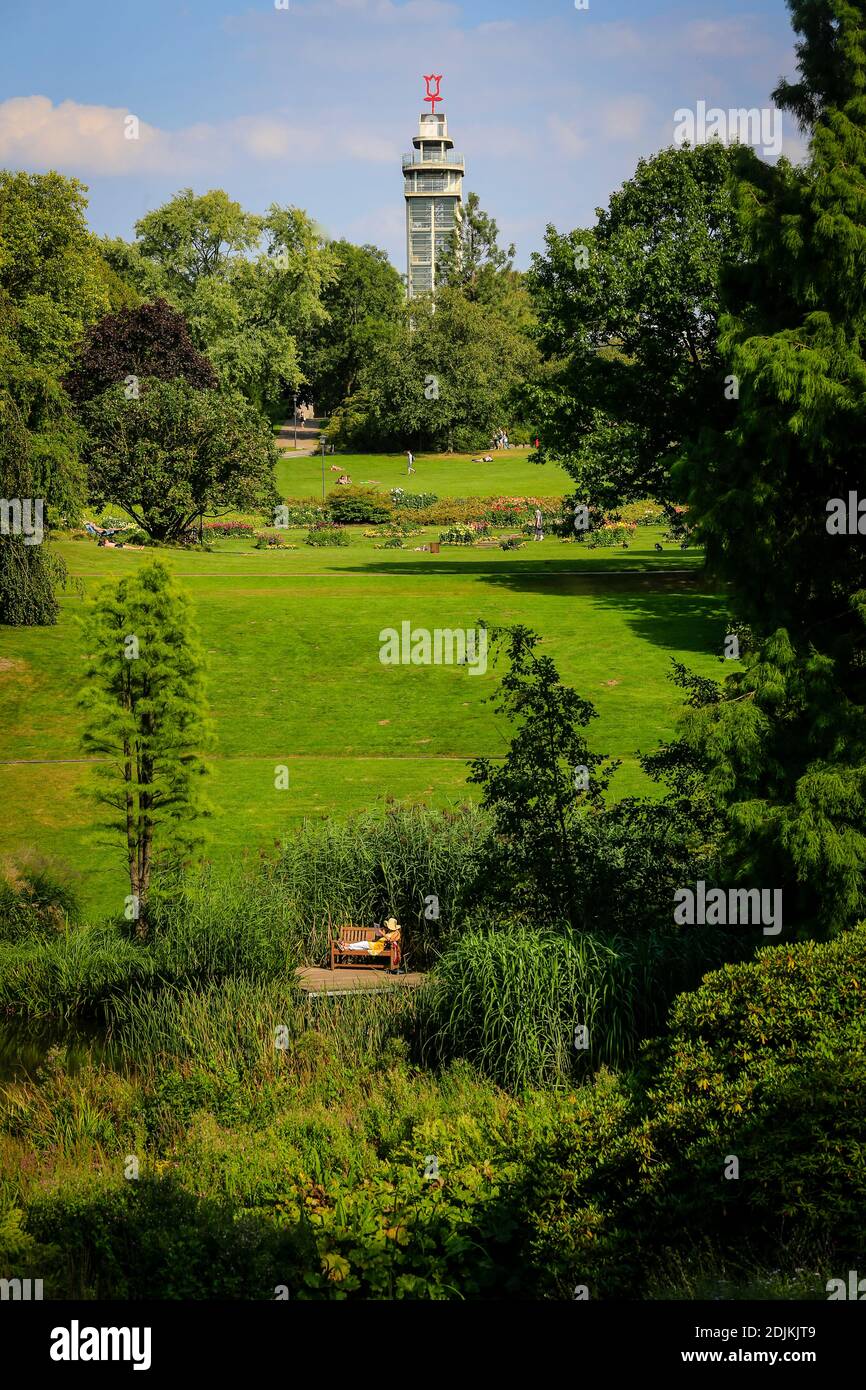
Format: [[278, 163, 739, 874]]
[[108, 191, 341, 410], [673, 0, 866, 938], [524, 927, 866, 1297], [304, 526, 349, 546], [389, 489, 438, 511], [526, 142, 746, 509], [329, 287, 538, 453], [327, 486, 393, 525], [438, 522, 476, 545], [0, 395, 66, 625], [469, 623, 613, 928], [301, 240, 405, 413], [0, 859, 80, 944], [270, 805, 489, 969], [78, 562, 212, 932], [81, 377, 279, 541], [0, 927, 155, 1018]]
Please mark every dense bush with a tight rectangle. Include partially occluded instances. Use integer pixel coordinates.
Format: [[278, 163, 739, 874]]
[[328, 487, 393, 525], [522, 928, 866, 1297]]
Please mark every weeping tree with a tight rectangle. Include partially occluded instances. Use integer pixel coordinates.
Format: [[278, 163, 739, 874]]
[[0, 395, 66, 626]]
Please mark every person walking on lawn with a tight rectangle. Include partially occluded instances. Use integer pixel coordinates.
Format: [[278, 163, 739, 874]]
[[406, 449, 415, 476]]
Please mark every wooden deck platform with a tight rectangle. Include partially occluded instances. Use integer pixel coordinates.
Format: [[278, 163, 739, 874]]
[[295, 966, 427, 996]]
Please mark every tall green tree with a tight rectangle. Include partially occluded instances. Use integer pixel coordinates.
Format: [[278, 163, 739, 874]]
[[674, 0, 866, 937], [0, 170, 130, 524], [330, 286, 538, 452], [79, 561, 211, 934], [0, 395, 66, 626], [103, 190, 340, 410], [301, 241, 404, 413], [81, 378, 279, 540], [525, 143, 747, 510]]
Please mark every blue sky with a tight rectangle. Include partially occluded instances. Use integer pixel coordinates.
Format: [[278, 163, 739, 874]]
[[0, 0, 800, 270]]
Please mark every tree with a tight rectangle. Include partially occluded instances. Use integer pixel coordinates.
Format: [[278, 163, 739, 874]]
[[330, 286, 538, 451], [133, 189, 260, 292], [525, 143, 748, 510], [81, 379, 279, 541], [105, 191, 340, 410], [301, 241, 404, 413], [439, 191, 515, 300], [468, 624, 612, 928], [673, 0, 866, 938], [0, 395, 67, 625], [79, 561, 211, 935], [0, 170, 127, 523], [64, 298, 217, 404]]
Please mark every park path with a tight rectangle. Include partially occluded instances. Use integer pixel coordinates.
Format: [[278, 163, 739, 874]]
[[274, 415, 323, 456]]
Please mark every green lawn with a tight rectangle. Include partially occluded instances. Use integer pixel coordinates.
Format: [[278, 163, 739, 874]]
[[0, 524, 728, 918], [275, 447, 571, 499]]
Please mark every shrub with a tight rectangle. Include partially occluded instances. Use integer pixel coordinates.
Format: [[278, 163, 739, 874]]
[[0, 861, 80, 944], [304, 528, 350, 547], [438, 523, 476, 546], [328, 487, 393, 525], [500, 536, 524, 551], [585, 521, 637, 548], [253, 529, 285, 549], [618, 500, 665, 527], [522, 928, 866, 1297]]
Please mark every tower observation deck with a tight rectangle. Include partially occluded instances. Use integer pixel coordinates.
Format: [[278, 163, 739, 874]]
[[403, 76, 464, 298]]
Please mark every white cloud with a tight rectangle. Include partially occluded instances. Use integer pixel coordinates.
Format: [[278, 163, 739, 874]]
[[0, 96, 397, 176]]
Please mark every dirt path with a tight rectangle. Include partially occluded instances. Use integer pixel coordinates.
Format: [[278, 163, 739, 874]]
[[274, 415, 324, 456]]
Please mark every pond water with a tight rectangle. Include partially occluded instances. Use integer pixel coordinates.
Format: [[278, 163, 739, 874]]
[[0, 1018, 123, 1083]]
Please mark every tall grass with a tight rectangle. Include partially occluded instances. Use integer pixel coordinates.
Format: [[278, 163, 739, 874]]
[[104, 974, 423, 1078], [268, 804, 489, 968], [422, 925, 725, 1090], [150, 869, 301, 981], [0, 928, 155, 1020]]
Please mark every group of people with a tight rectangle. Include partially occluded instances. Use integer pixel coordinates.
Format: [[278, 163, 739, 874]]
[[492, 429, 511, 449]]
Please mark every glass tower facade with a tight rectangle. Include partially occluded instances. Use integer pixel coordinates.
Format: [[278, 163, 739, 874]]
[[403, 108, 464, 298]]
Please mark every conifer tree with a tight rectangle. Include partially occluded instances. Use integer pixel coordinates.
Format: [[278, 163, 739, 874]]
[[79, 562, 211, 934], [675, 0, 866, 936]]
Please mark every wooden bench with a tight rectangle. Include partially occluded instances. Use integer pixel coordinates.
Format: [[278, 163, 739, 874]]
[[330, 926, 401, 972]]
